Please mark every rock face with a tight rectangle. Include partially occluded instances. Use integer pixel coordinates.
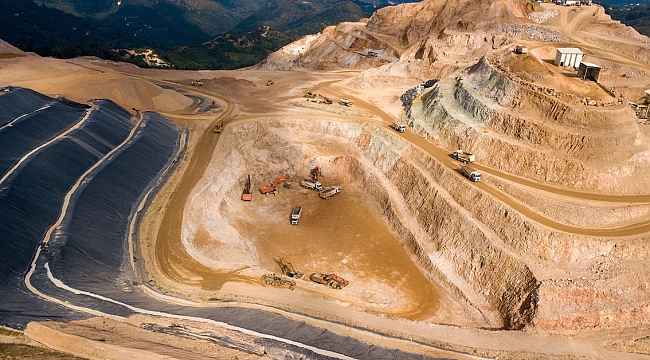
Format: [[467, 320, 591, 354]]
[[407, 57, 649, 194]]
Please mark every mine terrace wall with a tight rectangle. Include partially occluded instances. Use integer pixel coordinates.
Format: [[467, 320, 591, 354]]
[[406, 57, 649, 194], [210, 118, 539, 329]]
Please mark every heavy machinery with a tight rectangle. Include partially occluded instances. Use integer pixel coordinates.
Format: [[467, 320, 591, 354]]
[[452, 150, 475, 164], [261, 273, 295, 290], [192, 79, 203, 86], [310, 166, 323, 180], [242, 175, 252, 201], [339, 98, 353, 107], [301, 179, 322, 191], [260, 174, 291, 195], [290, 206, 302, 225], [319, 95, 333, 104], [266, 80, 275, 86], [213, 120, 223, 133], [391, 122, 406, 133], [304, 91, 317, 99], [460, 166, 481, 182], [309, 273, 349, 289], [515, 44, 528, 54], [319, 186, 340, 200], [276, 257, 303, 278]]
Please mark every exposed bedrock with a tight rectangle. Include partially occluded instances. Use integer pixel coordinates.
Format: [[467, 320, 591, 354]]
[[406, 57, 650, 194], [187, 118, 543, 329]]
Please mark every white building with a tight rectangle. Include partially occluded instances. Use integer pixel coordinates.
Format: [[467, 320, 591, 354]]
[[554, 48, 583, 69]]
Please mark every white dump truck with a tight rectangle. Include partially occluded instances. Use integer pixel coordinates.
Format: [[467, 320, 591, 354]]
[[452, 150, 475, 164], [319, 186, 340, 200], [300, 179, 322, 191], [339, 98, 353, 107], [291, 206, 302, 225], [391, 122, 406, 133], [460, 166, 481, 182]]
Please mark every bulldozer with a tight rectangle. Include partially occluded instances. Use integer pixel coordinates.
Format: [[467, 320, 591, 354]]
[[212, 120, 223, 133], [259, 174, 291, 195], [309, 272, 349, 289], [276, 257, 303, 278], [241, 174, 252, 201], [310, 166, 323, 181], [304, 91, 317, 99], [261, 273, 295, 290], [266, 80, 275, 86], [192, 79, 203, 86]]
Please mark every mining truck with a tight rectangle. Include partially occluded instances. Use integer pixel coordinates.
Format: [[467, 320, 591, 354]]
[[309, 272, 349, 289], [192, 79, 203, 86], [452, 150, 475, 164], [290, 206, 302, 225], [319, 186, 340, 200], [242, 175, 252, 201], [301, 179, 322, 191], [276, 257, 303, 278], [260, 174, 291, 195], [339, 98, 353, 107], [391, 122, 406, 133], [461, 166, 481, 182]]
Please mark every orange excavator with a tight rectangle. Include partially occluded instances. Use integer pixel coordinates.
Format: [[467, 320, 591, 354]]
[[259, 174, 291, 195], [242, 175, 252, 201], [310, 166, 323, 180]]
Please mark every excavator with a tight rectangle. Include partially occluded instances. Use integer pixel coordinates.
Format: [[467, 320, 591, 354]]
[[310, 166, 323, 181], [318, 94, 333, 104], [192, 79, 203, 86], [309, 273, 349, 289], [241, 175, 252, 201], [276, 257, 303, 278], [304, 91, 316, 99], [259, 174, 291, 195]]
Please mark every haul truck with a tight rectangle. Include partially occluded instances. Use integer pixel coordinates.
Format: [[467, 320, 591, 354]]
[[301, 179, 322, 191], [461, 166, 481, 182], [291, 206, 302, 225], [452, 150, 475, 164], [319, 186, 340, 199], [391, 122, 406, 133]]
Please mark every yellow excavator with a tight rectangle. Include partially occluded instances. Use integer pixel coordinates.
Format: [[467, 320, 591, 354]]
[[276, 257, 303, 279], [192, 79, 203, 86]]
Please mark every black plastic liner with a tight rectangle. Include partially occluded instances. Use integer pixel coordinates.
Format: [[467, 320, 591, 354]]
[[0, 87, 55, 126], [0, 96, 135, 327], [0, 100, 89, 178]]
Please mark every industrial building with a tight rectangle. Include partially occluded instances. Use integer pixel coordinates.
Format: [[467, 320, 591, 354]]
[[577, 62, 601, 82], [555, 48, 583, 69]]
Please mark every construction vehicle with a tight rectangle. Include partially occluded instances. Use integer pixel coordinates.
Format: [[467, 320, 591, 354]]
[[460, 166, 481, 182], [339, 98, 353, 107], [452, 150, 475, 164], [318, 94, 333, 104], [259, 174, 291, 195], [391, 122, 406, 133], [277, 257, 303, 278], [319, 186, 340, 200], [261, 273, 295, 290], [192, 79, 203, 86], [266, 80, 274, 86], [310, 166, 323, 180], [290, 206, 302, 225], [242, 175, 252, 201], [304, 91, 317, 99], [301, 179, 322, 191], [515, 45, 528, 54], [213, 120, 223, 133], [309, 272, 349, 289]]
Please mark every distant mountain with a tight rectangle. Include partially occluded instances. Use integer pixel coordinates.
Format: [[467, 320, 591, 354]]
[[605, 3, 650, 37], [35, 0, 267, 41]]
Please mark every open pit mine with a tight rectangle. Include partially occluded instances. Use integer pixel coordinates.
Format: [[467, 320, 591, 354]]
[[1, 0, 650, 359]]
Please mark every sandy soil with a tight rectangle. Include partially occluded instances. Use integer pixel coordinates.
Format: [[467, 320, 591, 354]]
[[3, 0, 650, 358]]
